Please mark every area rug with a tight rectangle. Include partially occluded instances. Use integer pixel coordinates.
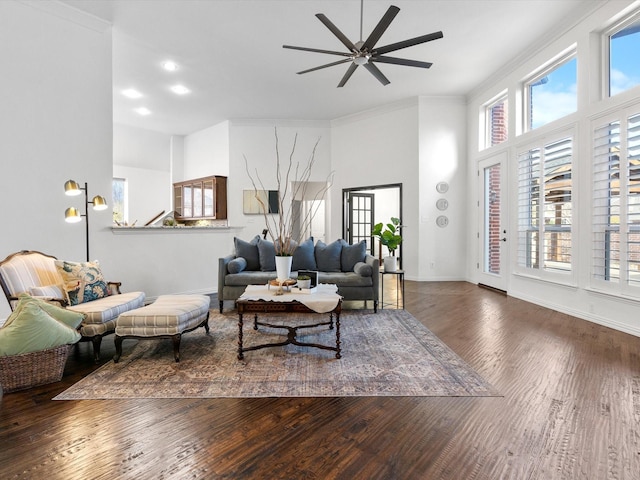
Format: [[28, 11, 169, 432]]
[[54, 309, 499, 399]]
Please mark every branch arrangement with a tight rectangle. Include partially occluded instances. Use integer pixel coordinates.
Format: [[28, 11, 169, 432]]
[[244, 128, 333, 255]]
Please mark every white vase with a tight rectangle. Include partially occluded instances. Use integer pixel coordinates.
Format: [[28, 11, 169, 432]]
[[384, 256, 398, 272], [275, 255, 293, 281], [297, 279, 311, 289]]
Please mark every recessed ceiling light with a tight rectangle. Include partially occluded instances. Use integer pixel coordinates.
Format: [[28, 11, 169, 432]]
[[171, 84, 190, 95], [122, 88, 143, 99], [162, 61, 178, 71], [134, 107, 151, 116]]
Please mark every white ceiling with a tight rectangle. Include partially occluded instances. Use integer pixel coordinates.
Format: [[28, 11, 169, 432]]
[[61, 0, 593, 136]]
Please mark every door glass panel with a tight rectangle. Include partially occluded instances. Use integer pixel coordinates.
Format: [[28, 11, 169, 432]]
[[484, 164, 502, 274]]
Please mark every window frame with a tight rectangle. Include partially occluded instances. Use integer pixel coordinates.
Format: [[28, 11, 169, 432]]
[[481, 90, 509, 150], [591, 104, 640, 298], [603, 10, 640, 99], [522, 47, 577, 133], [515, 129, 576, 285]]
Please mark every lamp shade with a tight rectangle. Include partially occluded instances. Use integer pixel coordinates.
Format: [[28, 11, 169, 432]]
[[65, 207, 82, 223], [92, 195, 108, 211], [64, 180, 82, 196]]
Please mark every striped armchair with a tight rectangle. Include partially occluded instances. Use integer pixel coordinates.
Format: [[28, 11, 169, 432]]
[[0, 250, 145, 362]]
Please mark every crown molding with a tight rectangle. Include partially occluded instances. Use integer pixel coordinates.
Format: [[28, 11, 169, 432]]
[[19, 0, 111, 33]]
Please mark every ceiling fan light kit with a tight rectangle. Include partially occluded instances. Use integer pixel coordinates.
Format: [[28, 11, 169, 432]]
[[283, 1, 443, 87]]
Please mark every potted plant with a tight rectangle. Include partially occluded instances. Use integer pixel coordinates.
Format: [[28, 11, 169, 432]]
[[372, 217, 402, 272], [297, 274, 311, 289]]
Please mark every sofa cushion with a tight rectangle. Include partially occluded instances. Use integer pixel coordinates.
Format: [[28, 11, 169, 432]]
[[225, 271, 277, 286], [315, 239, 342, 272], [54, 260, 109, 306], [66, 291, 146, 325], [227, 257, 247, 274], [12, 294, 85, 329], [354, 261, 373, 277], [341, 240, 367, 272], [0, 301, 81, 356], [292, 237, 317, 271], [28, 285, 65, 300], [257, 238, 276, 271], [234, 236, 261, 271], [318, 271, 373, 287]]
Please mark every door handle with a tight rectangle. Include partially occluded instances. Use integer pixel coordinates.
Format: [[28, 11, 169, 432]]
[[501, 238, 507, 242]]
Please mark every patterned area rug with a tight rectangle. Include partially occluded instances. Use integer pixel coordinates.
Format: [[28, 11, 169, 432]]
[[55, 310, 499, 399]]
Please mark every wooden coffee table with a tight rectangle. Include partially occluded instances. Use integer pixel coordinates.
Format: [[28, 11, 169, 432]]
[[236, 293, 342, 360]]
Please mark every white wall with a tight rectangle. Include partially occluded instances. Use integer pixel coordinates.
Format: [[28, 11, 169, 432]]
[[228, 120, 332, 250], [418, 96, 468, 281], [183, 120, 230, 180], [466, 0, 640, 336], [113, 123, 173, 224], [331, 101, 418, 259], [0, 1, 113, 320]]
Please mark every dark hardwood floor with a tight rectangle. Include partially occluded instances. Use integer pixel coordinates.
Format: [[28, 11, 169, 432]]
[[1, 281, 639, 479]]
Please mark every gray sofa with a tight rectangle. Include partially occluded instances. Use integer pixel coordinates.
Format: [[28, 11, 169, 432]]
[[218, 236, 379, 312]]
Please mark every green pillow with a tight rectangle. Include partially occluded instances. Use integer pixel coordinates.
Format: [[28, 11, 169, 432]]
[[0, 302, 81, 356], [14, 294, 85, 329]]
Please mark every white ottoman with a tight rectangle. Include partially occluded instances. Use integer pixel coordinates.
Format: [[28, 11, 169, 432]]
[[114, 294, 210, 363]]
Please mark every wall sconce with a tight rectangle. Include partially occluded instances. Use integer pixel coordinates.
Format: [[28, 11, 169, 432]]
[[64, 180, 108, 261]]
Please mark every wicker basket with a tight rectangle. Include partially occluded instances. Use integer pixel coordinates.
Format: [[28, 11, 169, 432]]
[[0, 344, 72, 393]]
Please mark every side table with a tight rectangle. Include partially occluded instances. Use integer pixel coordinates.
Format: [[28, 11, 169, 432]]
[[380, 269, 405, 309]]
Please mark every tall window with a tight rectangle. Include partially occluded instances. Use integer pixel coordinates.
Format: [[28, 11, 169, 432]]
[[525, 52, 577, 131], [112, 177, 126, 225], [592, 111, 640, 291], [608, 16, 640, 96], [484, 93, 508, 148], [517, 136, 573, 274]]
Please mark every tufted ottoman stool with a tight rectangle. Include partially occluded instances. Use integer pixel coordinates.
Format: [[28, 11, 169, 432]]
[[113, 294, 210, 363]]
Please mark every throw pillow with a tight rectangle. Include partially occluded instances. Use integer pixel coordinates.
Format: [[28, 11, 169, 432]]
[[0, 301, 81, 356], [28, 285, 65, 300], [315, 239, 343, 272], [54, 260, 110, 306], [341, 239, 367, 272], [234, 236, 260, 271], [227, 257, 247, 274], [14, 294, 85, 329], [292, 237, 317, 271], [354, 261, 373, 277], [257, 238, 276, 271]]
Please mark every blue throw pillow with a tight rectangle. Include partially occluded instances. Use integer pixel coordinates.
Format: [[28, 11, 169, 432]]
[[341, 239, 367, 272], [257, 238, 276, 271], [227, 257, 247, 274], [292, 237, 317, 271], [315, 239, 342, 272], [234, 236, 260, 271]]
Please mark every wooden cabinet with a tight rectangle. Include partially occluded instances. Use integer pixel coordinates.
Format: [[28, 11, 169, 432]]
[[173, 175, 227, 220]]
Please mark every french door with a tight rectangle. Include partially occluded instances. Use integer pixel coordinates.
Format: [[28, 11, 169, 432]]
[[347, 193, 375, 253], [478, 153, 508, 291]]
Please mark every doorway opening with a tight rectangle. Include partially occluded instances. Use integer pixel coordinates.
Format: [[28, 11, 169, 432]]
[[342, 183, 403, 263]]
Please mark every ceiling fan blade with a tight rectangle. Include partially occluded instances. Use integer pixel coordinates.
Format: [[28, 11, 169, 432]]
[[316, 13, 358, 52], [374, 31, 444, 56], [283, 45, 352, 57], [297, 58, 352, 75], [371, 56, 432, 69], [361, 5, 400, 52], [337, 63, 359, 88], [363, 62, 390, 86]]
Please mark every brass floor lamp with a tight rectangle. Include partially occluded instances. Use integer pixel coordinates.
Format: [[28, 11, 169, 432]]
[[64, 180, 108, 262]]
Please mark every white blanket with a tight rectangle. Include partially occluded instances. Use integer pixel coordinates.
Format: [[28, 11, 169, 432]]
[[239, 284, 342, 313]]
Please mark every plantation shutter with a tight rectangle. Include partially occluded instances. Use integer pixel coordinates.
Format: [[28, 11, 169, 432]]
[[592, 120, 621, 283], [627, 113, 640, 287], [517, 148, 541, 269], [542, 138, 572, 272]]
